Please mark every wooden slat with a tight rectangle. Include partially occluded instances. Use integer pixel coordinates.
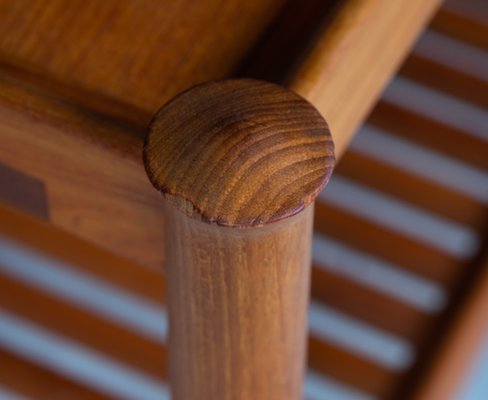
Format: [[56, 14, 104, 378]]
[[290, 0, 442, 159], [308, 336, 400, 398], [314, 202, 462, 286], [368, 101, 488, 170], [430, 9, 488, 50], [0, 272, 166, 379], [0, 201, 437, 344], [0, 349, 112, 400], [0, 203, 164, 303], [400, 53, 488, 109], [311, 264, 432, 343], [336, 152, 488, 230]]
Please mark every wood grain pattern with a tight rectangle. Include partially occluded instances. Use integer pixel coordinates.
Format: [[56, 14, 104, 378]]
[[0, 75, 167, 269], [0, 194, 414, 400], [289, 0, 442, 159], [164, 206, 314, 400], [0, 0, 285, 113], [0, 0, 440, 267], [144, 80, 333, 399], [144, 79, 334, 227]]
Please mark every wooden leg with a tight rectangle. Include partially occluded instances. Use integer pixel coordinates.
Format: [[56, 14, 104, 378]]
[[143, 79, 334, 400]]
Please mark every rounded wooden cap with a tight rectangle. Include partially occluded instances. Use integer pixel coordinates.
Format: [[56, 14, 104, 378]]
[[143, 79, 334, 227]]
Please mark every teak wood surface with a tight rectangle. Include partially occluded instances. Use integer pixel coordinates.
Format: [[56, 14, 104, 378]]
[[0, 0, 440, 268], [144, 79, 334, 399], [4, 1, 486, 399]]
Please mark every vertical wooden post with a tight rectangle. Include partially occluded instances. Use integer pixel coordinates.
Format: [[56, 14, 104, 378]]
[[143, 79, 334, 400]]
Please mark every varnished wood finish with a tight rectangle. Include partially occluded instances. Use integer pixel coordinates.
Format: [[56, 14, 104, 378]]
[[290, 0, 442, 158], [165, 206, 313, 400], [0, 0, 285, 114], [144, 80, 334, 399], [144, 79, 334, 227], [2, 1, 487, 399], [0, 0, 439, 265], [0, 74, 166, 269]]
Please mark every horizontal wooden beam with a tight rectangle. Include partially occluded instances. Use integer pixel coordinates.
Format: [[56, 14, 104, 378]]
[[0, 73, 166, 269]]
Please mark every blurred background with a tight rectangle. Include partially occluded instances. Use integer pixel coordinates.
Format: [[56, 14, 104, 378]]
[[0, 0, 487, 399]]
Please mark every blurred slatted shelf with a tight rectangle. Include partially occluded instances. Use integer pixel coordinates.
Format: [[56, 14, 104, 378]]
[[0, 349, 112, 400], [1, 0, 487, 399]]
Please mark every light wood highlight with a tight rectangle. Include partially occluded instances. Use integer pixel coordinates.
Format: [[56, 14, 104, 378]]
[[289, 0, 442, 159]]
